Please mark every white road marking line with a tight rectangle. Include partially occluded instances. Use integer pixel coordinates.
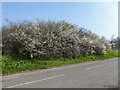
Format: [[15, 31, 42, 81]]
[[86, 64, 105, 70], [6, 74, 65, 88]]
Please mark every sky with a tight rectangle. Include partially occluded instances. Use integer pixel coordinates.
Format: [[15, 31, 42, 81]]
[[2, 2, 118, 40]]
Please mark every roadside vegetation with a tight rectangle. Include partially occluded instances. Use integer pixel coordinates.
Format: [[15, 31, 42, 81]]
[[1, 51, 119, 75], [1, 19, 119, 75]]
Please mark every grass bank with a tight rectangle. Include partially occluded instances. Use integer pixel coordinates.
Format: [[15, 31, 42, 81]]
[[1, 51, 119, 75]]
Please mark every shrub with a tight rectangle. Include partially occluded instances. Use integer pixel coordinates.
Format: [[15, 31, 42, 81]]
[[2, 19, 112, 59]]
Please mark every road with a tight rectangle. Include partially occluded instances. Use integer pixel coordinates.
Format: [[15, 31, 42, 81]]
[[2, 58, 118, 88]]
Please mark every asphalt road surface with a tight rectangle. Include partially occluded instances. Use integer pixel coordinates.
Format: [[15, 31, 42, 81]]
[[2, 58, 118, 88]]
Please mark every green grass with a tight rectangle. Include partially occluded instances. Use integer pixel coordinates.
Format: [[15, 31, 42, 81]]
[[1, 51, 120, 75]]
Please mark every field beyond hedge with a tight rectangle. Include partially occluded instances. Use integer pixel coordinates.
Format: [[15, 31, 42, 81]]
[[1, 51, 119, 75]]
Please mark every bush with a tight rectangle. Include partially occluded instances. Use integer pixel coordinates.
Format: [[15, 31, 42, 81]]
[[2, 19, 112, 59]]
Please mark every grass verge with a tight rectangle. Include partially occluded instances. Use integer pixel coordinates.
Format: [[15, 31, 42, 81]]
[[1, 51, 120, 75]]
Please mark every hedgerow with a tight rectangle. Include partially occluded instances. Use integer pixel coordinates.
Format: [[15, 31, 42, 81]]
[[2, 19, 112, 59]]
